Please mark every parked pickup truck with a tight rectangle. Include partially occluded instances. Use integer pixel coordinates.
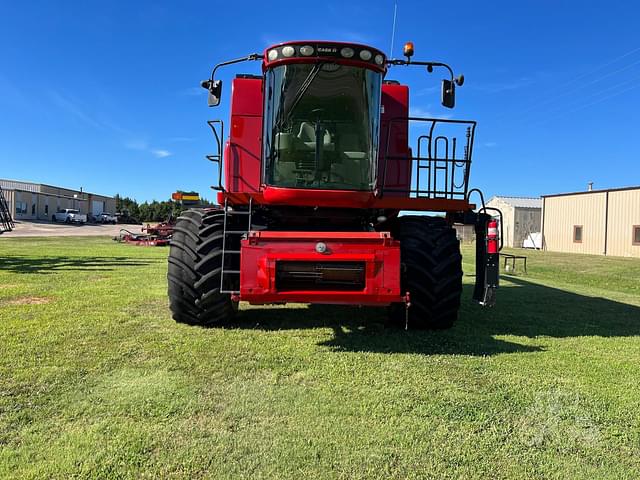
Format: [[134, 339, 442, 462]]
[[52, 209, 87, 224], [95, 212, 117, 224]]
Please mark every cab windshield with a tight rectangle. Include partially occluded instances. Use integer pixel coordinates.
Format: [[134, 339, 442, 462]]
[[263, 63, 382, 190]]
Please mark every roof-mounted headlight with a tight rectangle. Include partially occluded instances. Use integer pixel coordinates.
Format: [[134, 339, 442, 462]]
[[267, 49, 278, 61], [359, 49, 372, 61], [374, 54, 384, 65], [340, 47, 355, 58], [282, 46, 295, 57], [299, 45, 314, 56]]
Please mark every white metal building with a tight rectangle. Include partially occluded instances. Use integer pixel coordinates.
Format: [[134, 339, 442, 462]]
[[486, 196, 542, 248], [0, 179, 116, 221], [542, 186, 640, 258]]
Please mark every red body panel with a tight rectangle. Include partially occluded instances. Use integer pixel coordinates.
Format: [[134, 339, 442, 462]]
[[239, 231, 403, 305], [379, 84, 411, 196], [262, 186, 374, 208], [225, 78, 262, 193]]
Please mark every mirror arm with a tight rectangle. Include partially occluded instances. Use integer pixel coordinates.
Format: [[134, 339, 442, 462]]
[[209, 53, 263, 82], [425, 62, 454, 84], [202, 53, 263, 91], [386, 59, 455, 83]]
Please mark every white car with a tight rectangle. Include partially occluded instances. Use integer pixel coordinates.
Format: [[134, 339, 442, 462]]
[[95, 212, 117, 224], [52, 209, 87, 224]]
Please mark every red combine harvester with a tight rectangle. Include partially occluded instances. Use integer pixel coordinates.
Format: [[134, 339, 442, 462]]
[[168, 41, 501, 328]]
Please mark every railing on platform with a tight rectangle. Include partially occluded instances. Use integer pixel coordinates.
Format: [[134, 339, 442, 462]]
[[380, 117, 477, 200]]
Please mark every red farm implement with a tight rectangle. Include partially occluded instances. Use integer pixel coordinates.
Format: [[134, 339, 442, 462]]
[[115, 221, 174, 246]]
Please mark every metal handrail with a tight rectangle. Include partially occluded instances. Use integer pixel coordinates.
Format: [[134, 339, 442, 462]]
[[379, 117, 476, 200], [206, 120, 225, 191]]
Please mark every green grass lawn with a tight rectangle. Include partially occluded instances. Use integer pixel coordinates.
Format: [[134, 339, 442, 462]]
[[1, 237, 639, 479]]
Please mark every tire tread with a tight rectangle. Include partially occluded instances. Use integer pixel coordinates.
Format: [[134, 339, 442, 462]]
[[393, 215, 463, 329], [167, 208, 236, 326]]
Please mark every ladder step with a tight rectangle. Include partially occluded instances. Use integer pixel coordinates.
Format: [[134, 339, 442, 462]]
[[226, 210, 250, 215], [224, 230, 249, 235], [223, 250, 241, 254], [222, 270, 240, 274]]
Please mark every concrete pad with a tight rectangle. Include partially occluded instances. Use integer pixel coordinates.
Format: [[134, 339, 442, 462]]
[[0, 220, 146, 238]]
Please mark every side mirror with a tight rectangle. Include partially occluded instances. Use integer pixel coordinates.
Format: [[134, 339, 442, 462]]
[[441, 79, 455, 109], [201, 79, 223, 107]]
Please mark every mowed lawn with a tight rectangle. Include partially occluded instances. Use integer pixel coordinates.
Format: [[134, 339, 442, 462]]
[[1, 237, 640, 479]]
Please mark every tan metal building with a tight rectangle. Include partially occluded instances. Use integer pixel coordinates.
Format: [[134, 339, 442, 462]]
[[542, 186, 640, 257], [0, 179, 116, 221], [486, 196, 542, 248]]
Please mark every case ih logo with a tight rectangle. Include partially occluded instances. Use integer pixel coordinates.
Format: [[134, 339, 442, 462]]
[[317, 47, 337, 54]]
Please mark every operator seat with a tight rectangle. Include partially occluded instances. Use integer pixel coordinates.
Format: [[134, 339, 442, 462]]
[[297, 122, 332, 148]]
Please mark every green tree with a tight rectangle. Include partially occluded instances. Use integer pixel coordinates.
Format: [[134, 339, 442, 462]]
[[114, 193, 209, 223]]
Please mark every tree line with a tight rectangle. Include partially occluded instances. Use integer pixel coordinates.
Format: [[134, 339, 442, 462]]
[[115, 194, 215, 223]]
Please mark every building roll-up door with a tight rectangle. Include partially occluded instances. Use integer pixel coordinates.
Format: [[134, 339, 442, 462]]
[[91, 200, 104, 215]]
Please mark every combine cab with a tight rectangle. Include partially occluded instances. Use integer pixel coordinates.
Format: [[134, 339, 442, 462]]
[[168, 41, 500, 328]]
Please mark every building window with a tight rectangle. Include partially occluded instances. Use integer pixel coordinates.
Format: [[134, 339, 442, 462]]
[[44, 204, 48, 215], [31, 203, 36, 215], [573, 225, 583, 243], [15, 201, 28, 215], [634, 226, 640, 246]]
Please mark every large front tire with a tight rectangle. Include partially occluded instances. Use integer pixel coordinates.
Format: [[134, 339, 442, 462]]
[[167, 209, 237, 326], [392, 216, 463, 329]]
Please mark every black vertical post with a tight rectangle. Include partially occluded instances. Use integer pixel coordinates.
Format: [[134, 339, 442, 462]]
[[472, 212, 499, 306]]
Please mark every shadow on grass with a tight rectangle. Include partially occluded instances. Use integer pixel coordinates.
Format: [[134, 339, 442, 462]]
[[0, 256, 155, 274], [231, 276, 640, 356]]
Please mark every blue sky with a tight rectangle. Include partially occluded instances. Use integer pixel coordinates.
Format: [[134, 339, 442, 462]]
[[1, 1, 639, 202]]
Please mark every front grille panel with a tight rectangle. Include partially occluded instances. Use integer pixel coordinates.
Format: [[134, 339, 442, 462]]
[[275, 261, 365, 291]]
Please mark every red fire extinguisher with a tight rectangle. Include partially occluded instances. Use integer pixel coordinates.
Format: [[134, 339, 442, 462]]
[[487, 219, 499, 254]]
